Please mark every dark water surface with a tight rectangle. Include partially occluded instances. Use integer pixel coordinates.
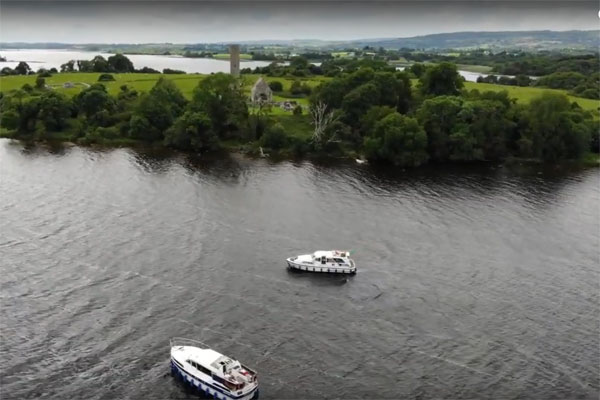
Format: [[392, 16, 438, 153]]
[[1, 139, 598, 400]]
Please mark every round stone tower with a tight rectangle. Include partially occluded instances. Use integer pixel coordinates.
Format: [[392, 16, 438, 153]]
[[229, 44, 240, 77]]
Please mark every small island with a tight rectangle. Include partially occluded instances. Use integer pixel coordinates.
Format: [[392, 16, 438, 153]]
[[0, 50, 598, 167]]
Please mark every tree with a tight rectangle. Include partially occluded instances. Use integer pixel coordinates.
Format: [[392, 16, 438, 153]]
[[9, 95, 41, 132], [515, 74, 532, 87], [1, 109, 19, 130], [137, 66, 161, 74], [290, 80, 303, 95], [60, 60, 75, 72], [409, 63, 426, 78], [341, 83, 380, 125], [525, 93, 592, 161], [393, 72, 413, 114], [310, 101, 337, 145], [419, 62, 464, 96], [417, 96, 463, 162], [38, 91, 71, 131], [269, 81, 283, 92], [191, 73, 248, 139], [260, 122, 287, 150], [107, 53, 134, 73], [91, 56, 110, 72], [365, 112, 428, 167], [290, 56, 309, 70], [75, 83, 115, 123], [360, 105, 395, 137], [129, 114, 154, 140], [35, 77, 46, 89], [77, 60, 93, 72], [37, 69, 52, 77], [164, 111, 217, 151], [14, 62, 31, 75], [1, 67, 14, 76]]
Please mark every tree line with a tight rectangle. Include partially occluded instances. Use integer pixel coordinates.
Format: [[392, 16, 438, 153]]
[[306, 62, 597, 165], [0, 62, 597, 166], [0, 54, 185, 76]]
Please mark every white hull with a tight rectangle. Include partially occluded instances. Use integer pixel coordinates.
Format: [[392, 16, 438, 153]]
[[287, 259, 356, 274]]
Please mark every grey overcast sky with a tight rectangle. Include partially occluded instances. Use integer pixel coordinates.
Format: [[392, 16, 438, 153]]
[[0, 1, 598, 43]]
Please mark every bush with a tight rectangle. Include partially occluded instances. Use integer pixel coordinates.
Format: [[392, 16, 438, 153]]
[[269, 81, 283, 92], [1, 67, 14, 76], [86, 126, 120, 142], [580, 88, 599, 99], [293, 105, 303, 115], [163, 68, 186, 74], [35, 77, 46, 89], [137, 67, 161, 74], [290, 80, 311, 96], [0, 109, 19, 130], [260, 122, 287, 150], [21, 83, 34, 93], [37, 69, 52, 78], [98, 73, 115, 82]]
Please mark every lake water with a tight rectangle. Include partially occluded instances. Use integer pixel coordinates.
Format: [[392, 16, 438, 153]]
[[2, 49, 500, 81], [0, 49, 272, 74], [395, 66, 519, 82], [1, 139, 598, 400]]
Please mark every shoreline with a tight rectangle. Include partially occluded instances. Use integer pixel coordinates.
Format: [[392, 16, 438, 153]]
[[2, 135, 598, 169]]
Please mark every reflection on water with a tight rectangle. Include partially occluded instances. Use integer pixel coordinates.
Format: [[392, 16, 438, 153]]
[[1, 139, 598, 400]]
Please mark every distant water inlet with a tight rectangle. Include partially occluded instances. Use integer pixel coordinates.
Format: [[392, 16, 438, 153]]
[[0, 49, 273, 74], [0, 139, 598, 400]]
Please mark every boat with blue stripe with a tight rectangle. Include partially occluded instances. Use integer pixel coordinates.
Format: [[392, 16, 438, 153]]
[[170, 338, 259, 400]]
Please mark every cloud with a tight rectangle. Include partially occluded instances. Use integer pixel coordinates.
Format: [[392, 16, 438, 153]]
[[0, 1, 598, 43]]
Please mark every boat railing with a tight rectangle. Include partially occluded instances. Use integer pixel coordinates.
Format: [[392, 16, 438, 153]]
[[170, 337, 210, 349]]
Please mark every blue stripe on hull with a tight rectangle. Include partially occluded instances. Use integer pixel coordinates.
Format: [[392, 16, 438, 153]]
[[287, 262, 356, 274], [171, 360, 259, 400]]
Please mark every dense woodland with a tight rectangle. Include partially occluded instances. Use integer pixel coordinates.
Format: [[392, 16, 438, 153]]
[[0, 54, 598, 167]]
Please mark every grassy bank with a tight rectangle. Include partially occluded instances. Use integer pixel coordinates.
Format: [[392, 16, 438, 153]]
[[0, 72, 327, 103], [2, 72, 598, 112], [463, 81, 600, 113]]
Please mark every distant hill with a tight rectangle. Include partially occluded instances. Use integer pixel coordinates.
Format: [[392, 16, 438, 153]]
[[345, 30, 599, 50], [1, 30, 598, 52]]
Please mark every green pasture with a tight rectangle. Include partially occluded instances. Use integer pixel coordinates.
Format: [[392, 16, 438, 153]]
[[0, 73, 326, 103], [2, 72, 597, 115], [463, 81, 600, 113]]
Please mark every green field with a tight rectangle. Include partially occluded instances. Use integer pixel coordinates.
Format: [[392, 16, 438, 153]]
[[1, 72, 598, 116], [0, 73, 206, 97], [463, 81, 600, 113], [0, 73, 327, 103], [212, 53, 252, 60]]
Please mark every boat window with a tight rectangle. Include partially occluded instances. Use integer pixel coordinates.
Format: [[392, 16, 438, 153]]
[[197, 363, 211, 375], [334, 258, 344, 263], [188, 360, 211, 375], [321, 256, 326, 264], [212, 374, 226, 385]]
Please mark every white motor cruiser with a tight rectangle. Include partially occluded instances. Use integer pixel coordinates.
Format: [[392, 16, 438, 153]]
[[286, 250, 357, 274], [170, 338, 259, 400]]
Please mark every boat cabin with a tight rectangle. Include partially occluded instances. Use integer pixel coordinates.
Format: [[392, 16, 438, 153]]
[[312, 250, 351, 266], [182, 348, 256, 392]]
